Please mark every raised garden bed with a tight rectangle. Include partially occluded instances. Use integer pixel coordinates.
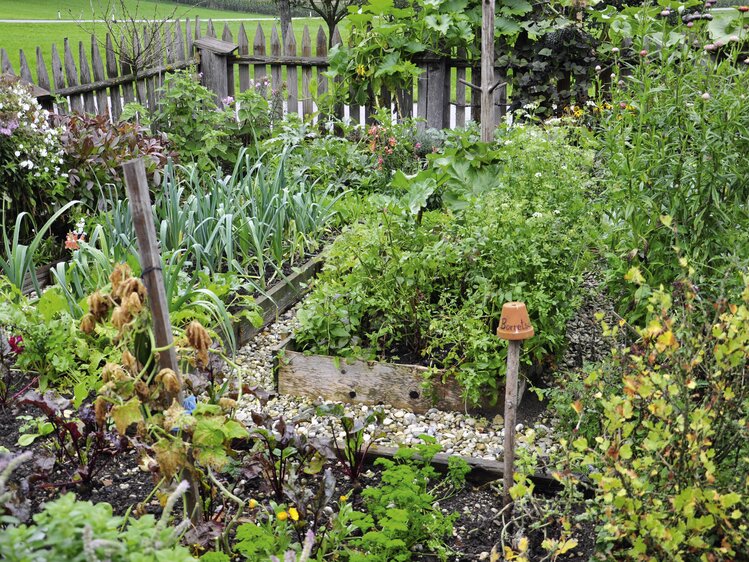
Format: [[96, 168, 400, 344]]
[[273, 338, 526, 416]]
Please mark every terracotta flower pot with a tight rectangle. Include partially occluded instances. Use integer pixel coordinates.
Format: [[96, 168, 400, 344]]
[[496, 302, 534, 341]]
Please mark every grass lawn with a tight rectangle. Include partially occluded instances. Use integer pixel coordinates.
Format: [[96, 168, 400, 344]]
[[0, 18, 333, 86], [0, 0, 270, 21]]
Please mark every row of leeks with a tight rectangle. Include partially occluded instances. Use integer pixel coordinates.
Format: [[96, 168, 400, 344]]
[[49, 149, 341, 355]]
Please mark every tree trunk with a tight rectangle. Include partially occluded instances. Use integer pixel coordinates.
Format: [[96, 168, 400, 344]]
[[325, 17, 337, 48], [278, 0, 292, 41]]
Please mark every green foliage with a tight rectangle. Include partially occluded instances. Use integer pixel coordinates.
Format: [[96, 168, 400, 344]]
[[1, 200, 78, 296], [78, 152, 338, 296], [0, 281, 106, 396], [0, 492, 195, 561], [597, 16, 749, 319], [191, 402, 248, 471], [496, 1, 596, 117], [326, 0, 485, 112], [234, 506, 297, 559], [559, 270, 749, 560], [346, 443, 457, 561], [151, 70, 275, 171], [296, 126, 598, 403], [151, 70, 233, 170]]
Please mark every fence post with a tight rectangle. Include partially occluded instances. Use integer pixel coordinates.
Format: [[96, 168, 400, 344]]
[[194, 37, 238, 106], [481, 0, 496, 141]]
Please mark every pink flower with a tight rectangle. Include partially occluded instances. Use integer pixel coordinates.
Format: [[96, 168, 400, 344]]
[[65, 232, 85, 250], [388, 136, 397, 147], [222, 96, 234, 105], [8, 335, 23, 355], [415, 142, 422, 149]]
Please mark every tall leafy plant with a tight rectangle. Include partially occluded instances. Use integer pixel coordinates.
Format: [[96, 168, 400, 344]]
[[0, 200, 78, 296], [598, 15, 749, 317]]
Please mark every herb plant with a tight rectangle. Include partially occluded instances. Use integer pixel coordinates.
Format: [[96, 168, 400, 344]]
[[296, 126, 598, 403]]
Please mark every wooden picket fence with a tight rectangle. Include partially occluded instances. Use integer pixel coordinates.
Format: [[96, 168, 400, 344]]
[[0, 17, 504, 129]]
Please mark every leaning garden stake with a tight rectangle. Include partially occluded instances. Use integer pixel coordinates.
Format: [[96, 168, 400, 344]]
[[122, 158, 202, 522], [497, 302, 534, 505]]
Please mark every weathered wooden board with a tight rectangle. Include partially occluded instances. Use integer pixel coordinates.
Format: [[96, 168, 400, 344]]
[[275, 341, 525, 416], [21, 261, 63, 296], [233, 258, 323, 347]]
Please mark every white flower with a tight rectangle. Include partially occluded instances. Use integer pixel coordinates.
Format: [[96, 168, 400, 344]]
[[534, 172, 542, 178], [14, 150, 20, 157], [532, 211, 543, 218]]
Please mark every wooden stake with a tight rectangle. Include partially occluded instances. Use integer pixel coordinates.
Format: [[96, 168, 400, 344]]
[[480, 0, 495, 142], [503, 339, 521, 504], [122, 159, 179, 379], [122, 158, 202, 522]]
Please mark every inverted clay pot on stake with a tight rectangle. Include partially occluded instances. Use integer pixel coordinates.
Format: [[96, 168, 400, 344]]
[[496, 301, 534, 505]]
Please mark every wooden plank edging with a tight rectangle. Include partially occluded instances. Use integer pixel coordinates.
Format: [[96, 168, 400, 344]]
[[364, 444, 563, 492], [233, 257, 323, 347], [21, 260, 63, 296], [274, 339, 525, 416]]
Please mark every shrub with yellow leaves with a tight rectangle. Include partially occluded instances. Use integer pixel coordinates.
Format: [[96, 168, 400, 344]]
[[564, 273, 749, 560]]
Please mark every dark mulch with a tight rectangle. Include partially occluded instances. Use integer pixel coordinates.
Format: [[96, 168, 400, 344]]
[[0, 403, 156, 518], [2, 398, 595, 560]]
